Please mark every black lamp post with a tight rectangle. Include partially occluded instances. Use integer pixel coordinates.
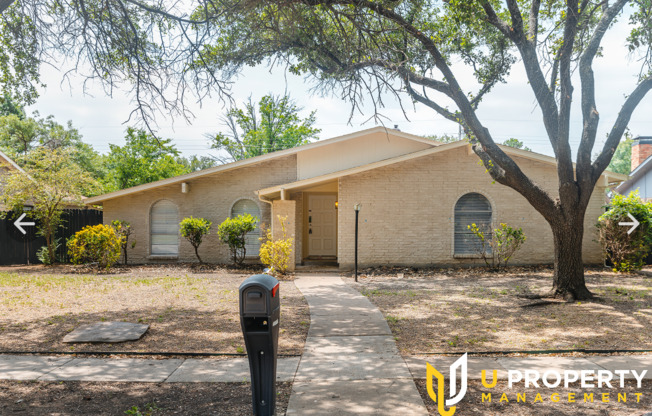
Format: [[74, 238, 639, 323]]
[[354, 203, 361, 282]]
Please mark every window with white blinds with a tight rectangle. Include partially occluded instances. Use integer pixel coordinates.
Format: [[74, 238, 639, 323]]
[[150, 200, 179, 256], [231, 199, 261, 256], [454, 193, 492, 255]]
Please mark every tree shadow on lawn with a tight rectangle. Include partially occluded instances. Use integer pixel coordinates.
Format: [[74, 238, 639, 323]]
[[0, 306, 306, 355], [361, 278, 651, 353]]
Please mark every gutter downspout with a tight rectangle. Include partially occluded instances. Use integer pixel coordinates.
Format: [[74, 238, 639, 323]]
[[257, 190, 273, 207]]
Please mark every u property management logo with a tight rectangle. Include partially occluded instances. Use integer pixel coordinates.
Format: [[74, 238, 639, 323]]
[[426, 353, 468, 416]]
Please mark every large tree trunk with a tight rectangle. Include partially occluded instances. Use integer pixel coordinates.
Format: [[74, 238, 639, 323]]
[[550, 217, 592, 301]]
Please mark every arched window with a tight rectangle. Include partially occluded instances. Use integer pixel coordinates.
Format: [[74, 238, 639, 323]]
[[231, 198, 261, 256], [150, 200, 179, 256], [454, 193, 492, 256]]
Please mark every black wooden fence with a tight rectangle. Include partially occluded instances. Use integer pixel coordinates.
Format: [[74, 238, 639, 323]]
[[0, 209, 103, 265]]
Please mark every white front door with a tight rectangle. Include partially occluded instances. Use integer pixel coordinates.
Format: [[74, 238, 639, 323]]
[[308, 194, 337, 257]]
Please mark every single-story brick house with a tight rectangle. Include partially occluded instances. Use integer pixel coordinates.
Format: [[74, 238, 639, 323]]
[[84, 127, 626, 269]]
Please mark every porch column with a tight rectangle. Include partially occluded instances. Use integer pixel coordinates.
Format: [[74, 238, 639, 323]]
[[271, 199, 297, 271]]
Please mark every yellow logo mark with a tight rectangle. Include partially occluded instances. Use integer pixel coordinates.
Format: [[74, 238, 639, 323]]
[[427, 362, 457, 416], [482, 370, 498, 388]]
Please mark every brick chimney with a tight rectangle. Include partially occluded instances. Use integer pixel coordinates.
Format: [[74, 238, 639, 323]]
[[631, 136, 652, 172]]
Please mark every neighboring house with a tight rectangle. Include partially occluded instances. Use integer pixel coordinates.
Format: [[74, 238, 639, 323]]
[[615, 136, 652, 200], [84, 127, 627, 269]]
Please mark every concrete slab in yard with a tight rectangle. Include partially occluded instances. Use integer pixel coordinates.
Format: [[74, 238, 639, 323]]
[[0, 356, 73, 380], [303, 336, 399, 356], [405, 356, 509, 380], [63, 321, 149, 343], [286, 379, 427, 416], [165, 357, 300, 383], [38, 358, 183, 382]]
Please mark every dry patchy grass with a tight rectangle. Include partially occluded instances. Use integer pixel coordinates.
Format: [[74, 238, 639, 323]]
[[0, 265, 308, 355], [349, 267, 651, 354]]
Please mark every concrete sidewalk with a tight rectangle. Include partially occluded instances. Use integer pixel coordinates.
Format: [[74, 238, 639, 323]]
[[0, 355, 300, 383], [286, 274, 428, 416]]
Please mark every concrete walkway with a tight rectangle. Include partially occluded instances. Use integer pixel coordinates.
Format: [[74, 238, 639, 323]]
[[286, 274, 428, 415], [0, 355, 300, 383]]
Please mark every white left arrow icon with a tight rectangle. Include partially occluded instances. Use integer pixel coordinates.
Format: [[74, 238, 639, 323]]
[[618, 212, 640, 235], [14, 213, 35, 235]]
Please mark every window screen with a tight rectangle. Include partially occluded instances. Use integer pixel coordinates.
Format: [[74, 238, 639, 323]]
[[231, 199, 261, 256], [454, 193, 492, 255], [150, 200, 179, 256]]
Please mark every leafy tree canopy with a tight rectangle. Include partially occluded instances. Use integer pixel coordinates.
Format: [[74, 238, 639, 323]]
[[103, 127, 190, 191], [0, 93, 24, 118], [606, 131, 633, 175], [0, 147, 99, 262], [0, 112, 106, 193], [502, 138, 532, 152], [209, 94, 320, 163]]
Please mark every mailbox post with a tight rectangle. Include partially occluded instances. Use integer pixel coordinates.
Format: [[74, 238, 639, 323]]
[[239, 274, 281, 416]]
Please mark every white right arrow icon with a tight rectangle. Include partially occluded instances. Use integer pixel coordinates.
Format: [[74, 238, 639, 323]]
[[13, 213, 35, 235], [618, 212, 640, 235]]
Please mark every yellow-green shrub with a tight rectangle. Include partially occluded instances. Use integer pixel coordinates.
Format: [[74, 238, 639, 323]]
[[259, 215, 293, 275], [67, 224, 121, 269]]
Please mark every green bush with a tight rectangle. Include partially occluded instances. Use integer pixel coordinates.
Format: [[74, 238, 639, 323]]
[[217, 214, 258, 265], [111, 220, 135, 265], [597, 191, 652, 273], [67, 224, 122, 269], [180, 216, 212, 263], [36, 238, 61, 265], [468, 222, 526, 269]]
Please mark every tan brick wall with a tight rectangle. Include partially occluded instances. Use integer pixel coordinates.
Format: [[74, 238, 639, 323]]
[[102, 155, 297, 264], [337, 147, 605, 267]]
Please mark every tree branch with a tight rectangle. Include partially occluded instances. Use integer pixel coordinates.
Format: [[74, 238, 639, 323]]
[[555, 0, 580, 190], [576, 0, 629, 175], [528, 0, 541, 44], [593, 76, 652, 178], [480, 0, 561, 158]]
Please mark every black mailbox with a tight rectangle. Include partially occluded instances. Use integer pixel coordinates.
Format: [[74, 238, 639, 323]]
[[239, 274, 280, 416]]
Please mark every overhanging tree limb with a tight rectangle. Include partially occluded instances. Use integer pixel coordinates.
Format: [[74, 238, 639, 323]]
[[593, 76, 652, 177], [577, 0, 629, 175]]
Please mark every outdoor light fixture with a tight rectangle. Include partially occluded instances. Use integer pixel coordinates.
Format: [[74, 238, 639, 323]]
[[354, 203, 361, 282], [335, 201, 338, 209], [181, 182, 189, 194]]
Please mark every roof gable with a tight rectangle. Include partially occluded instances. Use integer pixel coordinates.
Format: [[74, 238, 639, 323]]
[[84, 127, 439, 204]]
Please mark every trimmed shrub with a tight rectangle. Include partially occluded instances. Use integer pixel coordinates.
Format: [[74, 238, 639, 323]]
[[468, 222, 526, 269], [180, 216, 212, 263], [597, 191, 652, 273], [67, 224, 121, 269], [259, 215, 294, 276], [217, 214, 258, 265]]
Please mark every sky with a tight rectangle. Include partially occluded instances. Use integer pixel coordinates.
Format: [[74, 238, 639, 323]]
[[25, 13, 652, 161]]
